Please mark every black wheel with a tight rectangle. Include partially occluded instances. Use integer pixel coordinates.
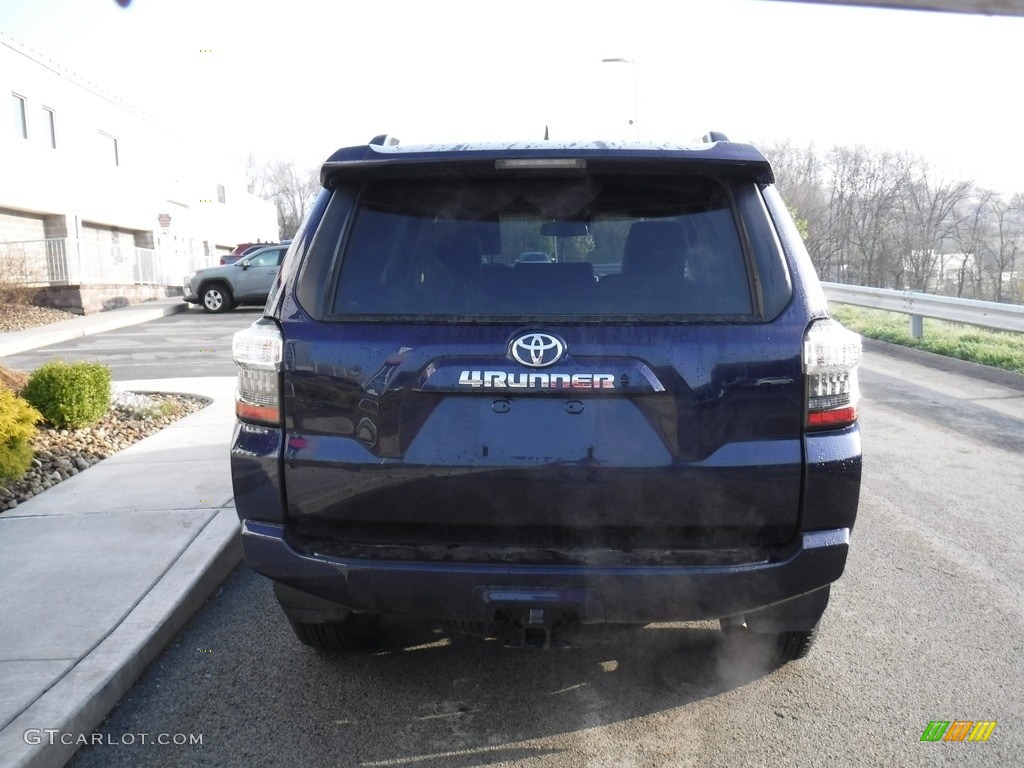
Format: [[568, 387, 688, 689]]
[[290, 613, 381, 652], [200, 283, 233, 313], [771, 626, 817, 662]]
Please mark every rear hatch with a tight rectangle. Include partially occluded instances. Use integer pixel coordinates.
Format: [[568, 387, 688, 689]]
[[276, 156, 806, 560]]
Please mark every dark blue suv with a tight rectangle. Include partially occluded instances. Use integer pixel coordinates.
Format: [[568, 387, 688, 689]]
[[230, 135, 862, 661]]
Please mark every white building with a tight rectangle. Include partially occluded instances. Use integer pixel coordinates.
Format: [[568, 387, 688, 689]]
[[0, 32, 278, 313]]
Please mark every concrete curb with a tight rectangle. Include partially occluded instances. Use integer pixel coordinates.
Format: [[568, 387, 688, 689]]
[[0, 299, 188, 358], [0, 378, 240, 768], [2, 514, 241, 768], [862, 337, 1024, 392]]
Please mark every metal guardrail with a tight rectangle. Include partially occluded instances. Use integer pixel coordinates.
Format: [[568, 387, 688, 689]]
[[822, 282, 1024, 337]]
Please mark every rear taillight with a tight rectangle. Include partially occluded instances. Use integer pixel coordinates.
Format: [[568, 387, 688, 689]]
[[803, 319, 862, 431], [233, 321, 283, 426]]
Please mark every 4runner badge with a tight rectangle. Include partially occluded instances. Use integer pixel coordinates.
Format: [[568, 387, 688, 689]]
[[457, 370, 615, 390], [509, 332, 565, 368]]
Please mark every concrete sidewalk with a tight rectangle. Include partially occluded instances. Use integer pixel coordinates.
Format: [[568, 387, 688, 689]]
[[0, 298, 187, 358], [0, 377, 240, 768]]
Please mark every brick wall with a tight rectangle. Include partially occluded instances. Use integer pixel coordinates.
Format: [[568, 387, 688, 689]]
[[43, 215, 69, 239], [82, 223, 139, 250], [31, 283, 182, 315], [0, 208, 46, 243]]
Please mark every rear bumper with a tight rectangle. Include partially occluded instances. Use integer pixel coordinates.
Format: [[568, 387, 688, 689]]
[[240, 520, 850, 624]]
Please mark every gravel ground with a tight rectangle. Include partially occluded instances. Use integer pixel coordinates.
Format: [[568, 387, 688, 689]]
[[0, 391, 207, 512], [1, 302, 210, 511], [0, 302, 77, 332]]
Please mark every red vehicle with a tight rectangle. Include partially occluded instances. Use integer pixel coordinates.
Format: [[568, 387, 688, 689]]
[[220, 242, 274, 266]]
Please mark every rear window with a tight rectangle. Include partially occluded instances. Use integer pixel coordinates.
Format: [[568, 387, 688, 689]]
[[327, 175, 761, 319]]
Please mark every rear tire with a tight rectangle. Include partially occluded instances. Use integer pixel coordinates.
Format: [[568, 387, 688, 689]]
[[290, 613, 382, 652], [732, 586, 828, 663], [200, 284, 233, 313], [771, 625, 817, 662], [723, 623, 818, 665]]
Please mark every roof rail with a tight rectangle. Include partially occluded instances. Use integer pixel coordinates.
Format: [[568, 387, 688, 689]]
[[369, 134, 400, 147], [702, 131, 729, 143]]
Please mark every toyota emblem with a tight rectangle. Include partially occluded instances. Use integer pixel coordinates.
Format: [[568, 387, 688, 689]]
[[509, 332, 566, 368]]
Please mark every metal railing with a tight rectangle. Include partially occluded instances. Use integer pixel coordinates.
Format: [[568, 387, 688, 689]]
[[0, 238, 197, 287], [822, 282, 1024, 337], [0, 238, 66, 284]]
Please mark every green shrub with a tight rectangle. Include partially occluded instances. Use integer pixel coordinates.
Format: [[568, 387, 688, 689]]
[[0, 390, 42, 481], [22, 361, 112, 429]]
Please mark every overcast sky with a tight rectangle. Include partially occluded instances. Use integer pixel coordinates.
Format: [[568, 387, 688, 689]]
[[3, 0, 1022, 194]]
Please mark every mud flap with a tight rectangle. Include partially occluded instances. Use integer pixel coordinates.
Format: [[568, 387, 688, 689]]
[[743, 585, 830, 633], [273, 580, 352, 624]]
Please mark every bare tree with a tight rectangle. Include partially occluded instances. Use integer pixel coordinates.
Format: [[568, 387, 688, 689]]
[[242, 153, 270, 198], [761, 139, 1021, 304], [951, 189, 996, 299], [894, 158, 972, 293], [839, 147, 907, 288], [1008, 193, 1024, 303], [267, 161, 319, 240], [763, 140, 826, 219], [242, 157, 320, 240], [985, 195, 1021, 303], [762, 140, 835, 277]]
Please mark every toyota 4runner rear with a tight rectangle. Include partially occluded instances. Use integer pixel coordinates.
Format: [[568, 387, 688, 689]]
[[230, 135, 862, 662]]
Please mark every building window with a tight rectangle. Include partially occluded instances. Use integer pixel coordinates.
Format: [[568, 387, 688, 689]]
[[216, 184, 226, 204], [42, 106, 56, 148], [99, 130, 119, 166], [12, 93, 28, 139]]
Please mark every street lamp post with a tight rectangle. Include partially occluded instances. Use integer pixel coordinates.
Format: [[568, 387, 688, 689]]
[[601, 57, 639, 140]]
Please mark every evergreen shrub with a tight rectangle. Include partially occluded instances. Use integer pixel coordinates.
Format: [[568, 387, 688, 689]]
[[22, 361, 112, 429], [0, 390, 42, 480]]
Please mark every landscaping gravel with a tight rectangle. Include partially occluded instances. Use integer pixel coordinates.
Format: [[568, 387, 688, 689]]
[[0, 392, 207, 511], [0, 303, 77, 332]]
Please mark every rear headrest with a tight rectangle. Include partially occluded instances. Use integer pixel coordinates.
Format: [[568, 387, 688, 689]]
[[622, 220, 686, 278], [431, 234, 481, 278]]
